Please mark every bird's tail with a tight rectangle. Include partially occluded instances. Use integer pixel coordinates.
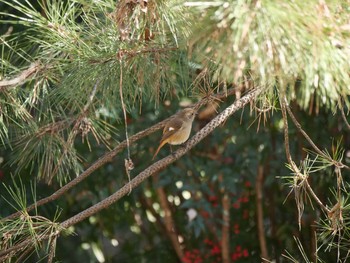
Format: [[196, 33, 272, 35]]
[[152, 140, 167, 160]]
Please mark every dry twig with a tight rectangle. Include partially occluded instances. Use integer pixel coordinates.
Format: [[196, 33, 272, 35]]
[[285, 98, 348, 170], [279, 94, 330, 229], [339, 101, 350, 131], [0, 62, 41, 91]]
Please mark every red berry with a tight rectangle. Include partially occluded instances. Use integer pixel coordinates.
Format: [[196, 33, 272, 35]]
[[243, 249, 249, 257]]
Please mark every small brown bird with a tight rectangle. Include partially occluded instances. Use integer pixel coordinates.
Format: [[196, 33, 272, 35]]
[[152, 107, 197, 160]]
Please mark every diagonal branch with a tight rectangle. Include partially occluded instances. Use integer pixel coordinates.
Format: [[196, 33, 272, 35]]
[[3, 87, 238, 221], [154, 175, 184, 262], [2, 115, 168, 221], [59, 87, 262, 228], [0, 87, 262, 257], [285, 98, 349, 170], [339, 101, 350, 131], [0, 62, 42, 91]]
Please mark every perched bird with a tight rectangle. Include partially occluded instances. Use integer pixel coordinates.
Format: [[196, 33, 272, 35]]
[[152, 107, 197, 160]]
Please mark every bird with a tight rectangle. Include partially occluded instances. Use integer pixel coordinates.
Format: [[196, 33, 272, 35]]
[[152, 107, 197, 160]]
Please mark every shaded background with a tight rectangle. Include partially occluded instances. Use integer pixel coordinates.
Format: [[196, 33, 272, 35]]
[[1, 1, 349, 262]]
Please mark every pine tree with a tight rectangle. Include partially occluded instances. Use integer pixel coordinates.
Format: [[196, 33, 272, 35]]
[[0, 0, 350, 262]]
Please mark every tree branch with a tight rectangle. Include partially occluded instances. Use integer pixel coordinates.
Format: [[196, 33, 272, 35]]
[[0, 62, 41, 91], [154, 175, 184, 262], [256, 164, 269, 262], [279, 94, 330, 225], [285, 99, 349, 169], [0, 87, 262, 257], [339, 101, 350, 131], [59, 87, 262, 229], [3, 87, 238, 221]]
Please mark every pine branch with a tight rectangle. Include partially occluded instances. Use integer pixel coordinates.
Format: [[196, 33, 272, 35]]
[[47, 235, 57, 263], [3, 87, 238, 221], [187, 1, 350, 110], [285, 98, 349, 170], [0, 62, 42, 91], [89, 47, 178, 64], [2, 115, 168, 221], [58, 87, 262, 229], [279, 93, 330, 228], [0, 87, 262, 259]]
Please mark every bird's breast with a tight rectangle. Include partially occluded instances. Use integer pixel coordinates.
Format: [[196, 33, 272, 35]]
[[168, 124, 192, 145]]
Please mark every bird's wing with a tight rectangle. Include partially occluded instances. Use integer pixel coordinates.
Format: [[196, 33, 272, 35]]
[[161, 119, 184, 142]]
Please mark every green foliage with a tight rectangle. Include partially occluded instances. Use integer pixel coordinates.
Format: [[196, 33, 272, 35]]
[[187, 0, 350, 110], [0, 0, 194, 183], [0, 0, 350, 262]]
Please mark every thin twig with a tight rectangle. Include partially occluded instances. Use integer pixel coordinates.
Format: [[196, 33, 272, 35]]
[[90, 46, 178, 64], [83, 80, 99, 112], [339, 102, 350, 131], [118, 61, 131, 159], [279, 95, 330, 217], [0, 62, 41, 91], [118, 59, 133, 192], [3, 87, 238, 221], [14, 246, 34, 263], [48, 80, 100, 183], [285, 97, 348, 170], [0, 26, 13, 39], [47, 235, 57, 263]]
